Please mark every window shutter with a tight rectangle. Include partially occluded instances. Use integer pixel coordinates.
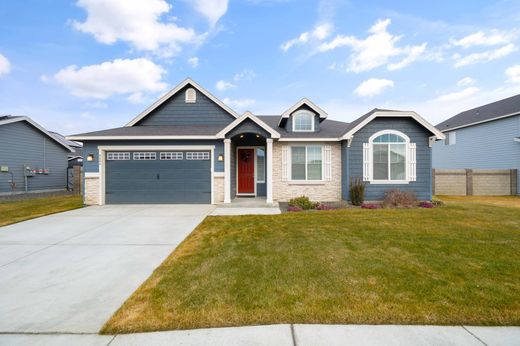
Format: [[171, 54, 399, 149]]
[[408, 143, 417, 181], [281, 145, 288, 181], [362, 143, 370, 181], [324, 145, 332, 181]]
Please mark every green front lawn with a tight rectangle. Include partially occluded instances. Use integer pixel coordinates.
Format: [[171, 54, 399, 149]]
[[0, 195, 84, 227], [102, 197, 520, 334]]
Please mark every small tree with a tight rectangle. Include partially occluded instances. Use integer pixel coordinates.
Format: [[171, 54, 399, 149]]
[[349, 177, 366, 206]]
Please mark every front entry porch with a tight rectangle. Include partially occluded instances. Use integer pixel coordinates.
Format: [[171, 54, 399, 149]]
[[211, 197, 281, 215]]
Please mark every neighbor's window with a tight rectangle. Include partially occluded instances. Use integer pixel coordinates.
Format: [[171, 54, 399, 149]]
[[256, 148, 265, 182], [291, 146, 322, 180], [445, 131, 456, 145], [292, 110, 314, 132], [372, 132, 406, 181]]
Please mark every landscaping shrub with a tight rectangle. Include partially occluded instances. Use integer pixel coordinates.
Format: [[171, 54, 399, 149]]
[[382, 189, 417, 208], [287, 205, 303, 212], [316, 203, 336, 210], [361, 203, 381, 209], [349, 178, 366, 206], [432, 199, 444, 207], [288, 196, 317, 210], [419, 201, 434, 208]]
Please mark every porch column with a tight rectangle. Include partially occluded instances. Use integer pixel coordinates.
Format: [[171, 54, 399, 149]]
[[266, 138, 273, 204], [224, 139, 231, 203]]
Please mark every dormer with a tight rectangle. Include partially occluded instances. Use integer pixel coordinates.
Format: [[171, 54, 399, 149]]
[[278, 98, 328, 132]]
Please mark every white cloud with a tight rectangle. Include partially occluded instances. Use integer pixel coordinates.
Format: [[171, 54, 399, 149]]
[[72, 0, 200, 57], [450, 29, 517, 49], [215, 80, 236, 91], [505, 64, 520, 83], [191, 0, 228, 27], [233, 69, 256, 82], [0, 53, 10, 76], [223, 97, 256, 111], [127, 92, 145, 104], [435, 86, 480, 102], [188, 57, 199, 68], [318, 19, 427, 73], [454, 43, 517, 67], [281, 23, 332, 51], [457, 77, 475, 87], [354, 78, 394, 97], [51, 58, 168, 99]]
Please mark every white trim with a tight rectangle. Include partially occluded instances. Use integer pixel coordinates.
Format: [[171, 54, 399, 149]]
[[96, 145, 215, 205], [266, 138, 273, 204], [292, 110, 315, 132], [368, 129, 410, 143], [126, 78, 239, 126], [224, 139, 231, 203], [0, 116, 74, 152], [236, 146, 258, 196], [67, 135, 217, 141], [185, 88, 196, 103], [440, 111, 520, 132], [279, 97, 328, 127], [216, 111, 280, 139], [514, 137, 520, 143], [341, 110, 445, 141], [213, 172, 225, 177], [369, 180, 410, 185], [85, 172, 100, 178], [256, 147, 266, 183], [367, 130, 411, 184], [278, 137, 340, 142]]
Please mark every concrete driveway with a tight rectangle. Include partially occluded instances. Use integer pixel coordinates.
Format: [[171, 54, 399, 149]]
[[0, 204, 214, 333]]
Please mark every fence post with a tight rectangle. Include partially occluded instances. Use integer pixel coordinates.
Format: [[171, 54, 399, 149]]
[[466, 169, 473, 196], [511, 169, 518, 195], [73, 166, 82, 195]]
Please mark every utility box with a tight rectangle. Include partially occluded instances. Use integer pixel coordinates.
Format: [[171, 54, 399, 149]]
[[24, 165, 35, 177], [0, 166, 8, 172]]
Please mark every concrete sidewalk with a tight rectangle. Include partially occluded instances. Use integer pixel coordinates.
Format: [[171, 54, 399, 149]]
[[1, 324, 518, 346]]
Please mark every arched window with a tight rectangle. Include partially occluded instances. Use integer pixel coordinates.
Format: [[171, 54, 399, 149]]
[[185, 88, 196, 103], [363, 130, 416, 183], [292, 110, 314, 132]]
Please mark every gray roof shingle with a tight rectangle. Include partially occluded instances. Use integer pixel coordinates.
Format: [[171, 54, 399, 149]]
[[436, 93, 520, 132], [69, 125, 228, 138]]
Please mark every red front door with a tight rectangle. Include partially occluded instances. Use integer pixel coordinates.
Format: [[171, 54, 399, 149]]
[[237, 148, 255, 194]]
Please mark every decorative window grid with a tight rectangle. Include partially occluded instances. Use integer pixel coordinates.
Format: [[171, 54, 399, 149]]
[[186, 152, 210, 160], [185, 88, 196, 103], [160, 152, 183, 160], [133, 152, 156, 160], [107, 152, 130, 161]]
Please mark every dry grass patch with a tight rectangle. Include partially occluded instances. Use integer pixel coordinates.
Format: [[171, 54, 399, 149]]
[[102, 199, 520, 334], [437, 195, 520, 208], [0, 195, 83, 227]]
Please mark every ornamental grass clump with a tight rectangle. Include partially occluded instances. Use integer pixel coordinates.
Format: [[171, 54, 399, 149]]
[[349, 178, 366, 206], [382, 189, 417, 208], [288, 196, 317, 210]]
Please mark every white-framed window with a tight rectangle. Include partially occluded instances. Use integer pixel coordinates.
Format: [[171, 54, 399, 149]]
[[290, 145, 323, 181], [363, 130, 416, 183], [107, 152, 130, 160], [185, 88, 196, 103], [292, 110, 315, 132], [445, 131, 456, 145], [186, 152, 210, 160], [160, 152, 183, 160], [256, 148, 265, 183], [133, 152, 156, 160]]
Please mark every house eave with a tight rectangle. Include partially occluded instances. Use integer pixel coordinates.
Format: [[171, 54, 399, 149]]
[[66, 135, 218, 141], [216, 111, 281, 139], [439, 111, 520, 133]]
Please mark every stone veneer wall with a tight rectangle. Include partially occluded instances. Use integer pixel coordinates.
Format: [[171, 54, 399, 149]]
[[84, 175, 99, 205], [272, 142, 342, 202], [213, 175, 224, 203]]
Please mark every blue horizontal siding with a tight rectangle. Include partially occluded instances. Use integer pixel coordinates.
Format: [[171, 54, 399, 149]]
[[345, 117, 433, 201], [0, 121, 68, 193], [432, 115, 520, 191]]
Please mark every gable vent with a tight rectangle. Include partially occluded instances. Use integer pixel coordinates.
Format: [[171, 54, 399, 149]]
[[185, 88, 196, 103]]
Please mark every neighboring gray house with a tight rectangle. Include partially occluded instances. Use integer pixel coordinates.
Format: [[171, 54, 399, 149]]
[[0, 116, 73, 194], [49, 131, 84, 167], [433, 94, 520, 193], [68, 78, 444, 205]]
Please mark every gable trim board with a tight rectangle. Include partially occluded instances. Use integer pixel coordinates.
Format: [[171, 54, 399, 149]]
[[216, 111, 281, 139], [0, 116, 73, 152], [341, 111, 445, 143], [125, 78, 239, 127]]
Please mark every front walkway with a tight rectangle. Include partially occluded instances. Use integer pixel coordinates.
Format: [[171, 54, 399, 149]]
[[211, 197, 281, 215], [0, 204, 214, 333], [1, 324, 518, 345]]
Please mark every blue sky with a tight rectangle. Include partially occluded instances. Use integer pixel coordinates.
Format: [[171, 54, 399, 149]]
[[1, 0, 520, 135]]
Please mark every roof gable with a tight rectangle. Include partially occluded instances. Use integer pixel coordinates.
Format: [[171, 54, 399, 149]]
[[126, 78, 239, 127], [217, 111, 280, 139], [279, 98, 328, 127], [0, 116, 73, 152]]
